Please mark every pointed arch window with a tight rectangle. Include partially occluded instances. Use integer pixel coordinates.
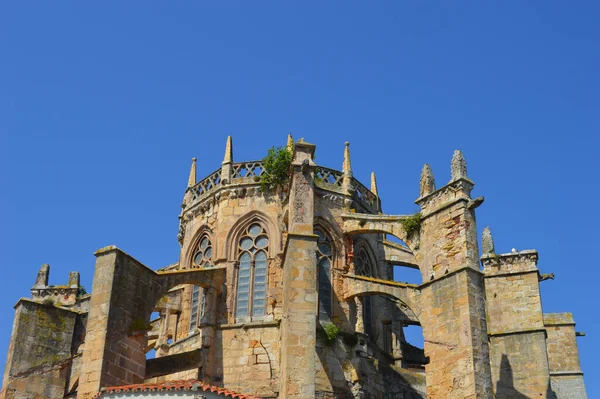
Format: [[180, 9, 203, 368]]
[[189, 234, 213, 331], [236, 223, 269, 320], [355, 245, 375, 335], [192, 235, 213, 269], [316, 228, 333, 322]]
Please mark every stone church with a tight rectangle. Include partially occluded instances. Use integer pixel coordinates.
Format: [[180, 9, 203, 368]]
[[0, 137, 587, 398]]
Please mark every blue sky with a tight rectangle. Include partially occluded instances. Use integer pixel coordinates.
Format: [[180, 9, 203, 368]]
[[1, 1, 598, 396]]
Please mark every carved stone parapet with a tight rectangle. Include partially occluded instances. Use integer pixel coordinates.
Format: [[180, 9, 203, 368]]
[[415, 177, 474, 217], [481, 249, 539, 276], [31, 286, 79, 307]]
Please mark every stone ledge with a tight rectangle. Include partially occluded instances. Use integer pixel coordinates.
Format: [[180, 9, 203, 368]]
[[483, 269, 539, 279], [543, 312, 575, 326], [13, 297, 83, 314], [488, 328, 547, 338], [550, 371, 584, 377], [218, 320, 280, 330]]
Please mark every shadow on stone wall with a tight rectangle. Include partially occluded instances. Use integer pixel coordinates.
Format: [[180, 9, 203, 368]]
[[496, 354, 557, 399], [315, 286, 426, 398]]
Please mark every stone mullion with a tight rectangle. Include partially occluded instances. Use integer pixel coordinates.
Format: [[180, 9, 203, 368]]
[[248, 259, 256, 320]]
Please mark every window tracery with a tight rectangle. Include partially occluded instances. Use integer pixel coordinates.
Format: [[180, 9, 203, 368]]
[[355, 244, 376, 335], [192, 235, 213, 269], [316, 228, 333, 321], [236, 223, 269, 320], [189, 234, 213, 331]]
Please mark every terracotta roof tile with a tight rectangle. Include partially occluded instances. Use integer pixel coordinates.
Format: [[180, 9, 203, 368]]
[[93, 380, 262, 399]]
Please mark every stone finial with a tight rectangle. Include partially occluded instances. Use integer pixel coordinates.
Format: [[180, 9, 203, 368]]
[[370, 172, 378, 196], [343, 142, 353, 177], [222, 136, 233, 165], [481, 226, 495, 254], [68, 272, 80, 288], [33, 264, 49, 288], [450, 149, 468, 181], [187, 157, 197, 188], [419, 164, 436, 197], [287, 133, 294, 152]]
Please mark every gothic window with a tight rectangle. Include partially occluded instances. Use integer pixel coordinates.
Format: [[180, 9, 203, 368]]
[[316, 228, 333, 321], [355, 245, 375, 335], [236, 223, 269, 320], [192, 235, 213, 268], [189, 234, 212, 331], [189, 285, 208, 331]]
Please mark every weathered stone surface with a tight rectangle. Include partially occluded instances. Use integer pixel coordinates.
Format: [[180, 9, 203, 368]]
[[0, 142, 587, 399]]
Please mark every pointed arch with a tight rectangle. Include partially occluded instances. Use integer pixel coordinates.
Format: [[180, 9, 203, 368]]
[[227, 214, 274, 322], [182, 226, 215, 270], [354, 238, 378, 336], [225, 210, 280, 261]]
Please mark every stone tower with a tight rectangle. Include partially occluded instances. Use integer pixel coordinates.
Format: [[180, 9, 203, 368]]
[[0, 137, 587, 399]]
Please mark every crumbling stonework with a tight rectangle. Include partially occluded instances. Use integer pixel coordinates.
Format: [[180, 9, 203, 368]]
[[0, 137, 587, 399]]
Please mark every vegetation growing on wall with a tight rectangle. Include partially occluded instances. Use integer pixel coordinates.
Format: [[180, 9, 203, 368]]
[[401, 212, 422, 238], [259, 146, 293, 193], [323, 322, 340, 345]]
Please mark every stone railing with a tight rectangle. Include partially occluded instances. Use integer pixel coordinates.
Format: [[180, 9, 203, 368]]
[[232, 160, 265, 181], [189, 168, 222, 202], [187, 162, 377, 213], [315, 166, 343, 188], [353, 178, 379, 213]]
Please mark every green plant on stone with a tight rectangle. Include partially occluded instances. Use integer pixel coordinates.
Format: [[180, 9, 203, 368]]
[[401, 212, 422, 238], [259, 146, 293, 193], [323, 322, 339, 345]]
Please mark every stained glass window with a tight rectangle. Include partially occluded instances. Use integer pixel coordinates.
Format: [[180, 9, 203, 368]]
[[189, 234, 213, 331], [236, 223, 269, 320], [316, 228, 333, 322]]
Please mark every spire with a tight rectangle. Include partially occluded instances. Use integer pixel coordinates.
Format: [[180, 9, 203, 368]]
[[419, 164, 436, 197], [343, 142, 353, 177], [187, 157, 197, 188], [287, 133, 294, 152], [222, 136, 233, 165], [482, 226, 495, 255], [342, 142, 353, 195], [370, 172, 378, 196], [450, 149, 468, 181]]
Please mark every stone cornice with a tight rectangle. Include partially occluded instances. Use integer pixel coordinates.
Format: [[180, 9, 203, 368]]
[[483, 269, 539, 279], [415, 178, 474, 207], [13, 297, 83, 314], [481, 249, 538, 269], [488, 328, 547, 338], [550, 371, 584, 377]]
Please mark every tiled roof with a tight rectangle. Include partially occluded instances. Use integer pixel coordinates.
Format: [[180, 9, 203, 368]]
[[94, 380, 262, 399]]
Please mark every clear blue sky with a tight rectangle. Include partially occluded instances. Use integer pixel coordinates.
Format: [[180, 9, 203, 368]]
[[1, 1, 598, 396]]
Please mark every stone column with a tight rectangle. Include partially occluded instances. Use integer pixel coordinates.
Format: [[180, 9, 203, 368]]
[[279, 140, 317, 399], [482, 249, 552, 398], [415, 155, 492, 398]]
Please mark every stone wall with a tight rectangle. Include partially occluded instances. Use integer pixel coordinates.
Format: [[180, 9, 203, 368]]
[[544, 313, 587, 399], [0, 299, 78, 399], [483, 250, 552, 398]]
